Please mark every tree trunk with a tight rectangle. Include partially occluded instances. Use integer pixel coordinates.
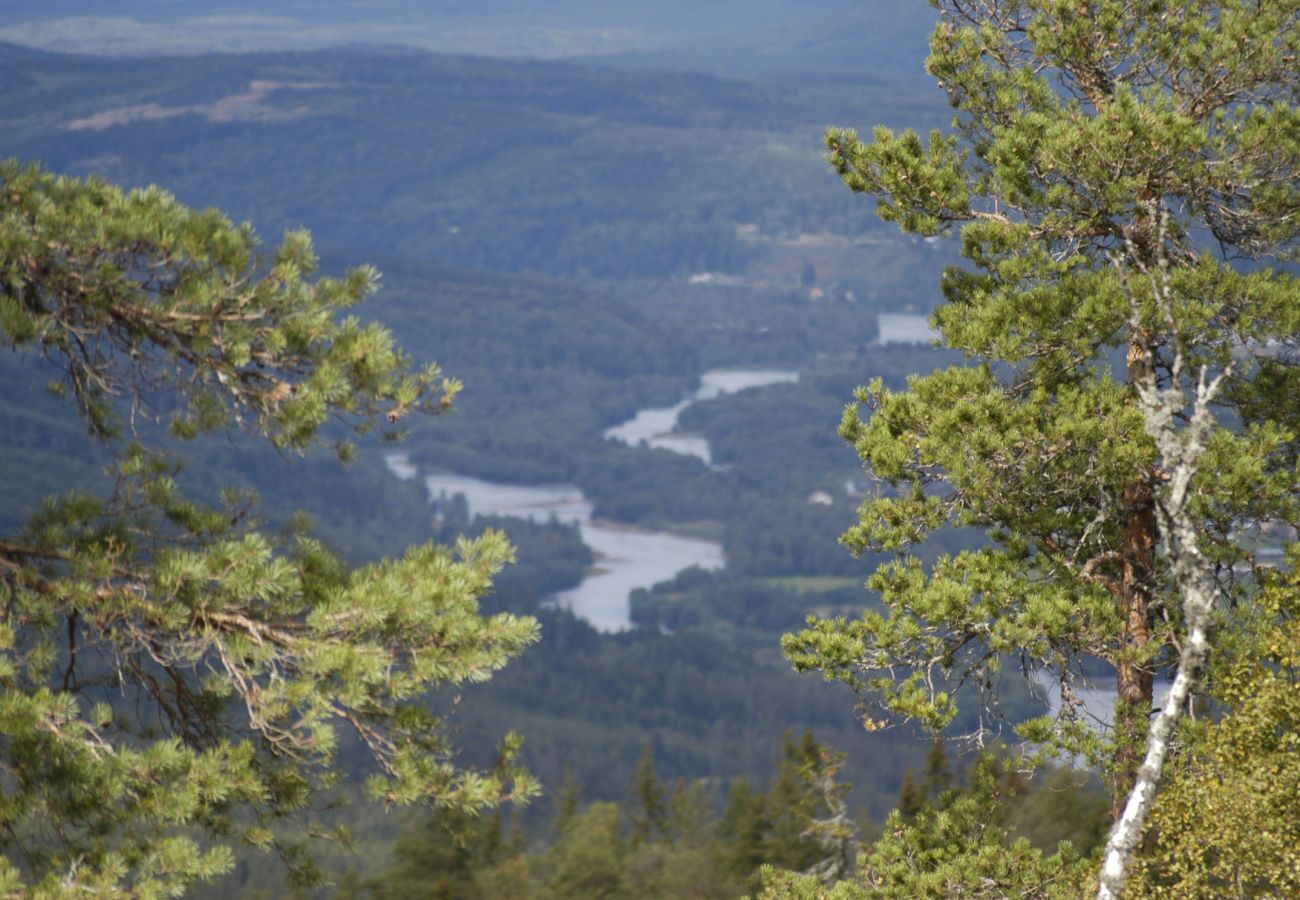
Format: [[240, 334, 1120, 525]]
[[1099, 231, 1231, 896], [1112, 478, 1156, 822], [1111, 338, 1158, 822]]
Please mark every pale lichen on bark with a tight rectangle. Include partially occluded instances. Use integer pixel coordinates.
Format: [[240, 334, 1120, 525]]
[[1098, 206, 1233, 899]]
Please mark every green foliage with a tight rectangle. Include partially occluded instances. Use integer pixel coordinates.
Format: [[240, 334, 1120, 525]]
[[631, 745, 668, 846], [354, 808, 507, 900], [370, 731, 863, 898], [758, 733, 855, 880], [1004, 766, 1108, 857], [0, 164, 538, 894], [757, 750, 1101, 899], [539, 802, 632, 899], [0, 160, 457, 451], [631, 568, 871, 633], [1129, 544, 1300, 898], [787, 0, 1300, 786]]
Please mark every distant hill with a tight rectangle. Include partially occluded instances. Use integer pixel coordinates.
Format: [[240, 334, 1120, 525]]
[[0, 1, 938, 81], [0, 43, 949, 281]]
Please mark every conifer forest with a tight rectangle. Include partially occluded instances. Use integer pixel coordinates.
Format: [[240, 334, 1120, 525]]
[[0, 1, 1297, 897]]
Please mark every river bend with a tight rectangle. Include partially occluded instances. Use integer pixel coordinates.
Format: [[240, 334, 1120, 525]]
[[387, 368, 797, 630]]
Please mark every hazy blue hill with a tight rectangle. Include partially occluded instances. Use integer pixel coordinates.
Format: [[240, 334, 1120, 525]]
[[0, 40, 55, 61], [1, 1, 938, 82], [0, 43, 947, 281]]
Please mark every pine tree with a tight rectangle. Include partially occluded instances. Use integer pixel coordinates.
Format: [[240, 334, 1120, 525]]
[[716, 777, 768, 890], [781, 2, 1299, 895], [757, 754, 1088, 899], [763, 734, 824, 874], [0, 162, 539, 894], [630, 744, 667, 846], [367, 809, 504, 900], [793, 738, 858, 886], [539, 802, 630, 900], [553, 767, 584, 835], [895, 771, 924, 823], [919, 738, 951, 802]]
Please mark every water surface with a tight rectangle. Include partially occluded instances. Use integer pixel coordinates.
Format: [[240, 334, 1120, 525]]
[[1035, 673, 1173, 729], [877, 313, 938, 345], [385, 455, 723, 631], [604, 368, 798, 464]]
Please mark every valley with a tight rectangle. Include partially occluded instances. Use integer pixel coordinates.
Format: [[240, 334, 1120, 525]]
[[0, 35, 1037, 892]]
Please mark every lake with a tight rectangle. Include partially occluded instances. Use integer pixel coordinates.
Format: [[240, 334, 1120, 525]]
[[1035, 672, 1173, 729]]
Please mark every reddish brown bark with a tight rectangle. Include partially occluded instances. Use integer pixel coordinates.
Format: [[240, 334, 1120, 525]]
[[1112, 478, 1156, 820], [1112, 336, 1158, 821]]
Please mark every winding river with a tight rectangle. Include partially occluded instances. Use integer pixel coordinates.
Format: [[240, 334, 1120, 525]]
[[603, 369, 798, 465], [387, 368, 797, 631]]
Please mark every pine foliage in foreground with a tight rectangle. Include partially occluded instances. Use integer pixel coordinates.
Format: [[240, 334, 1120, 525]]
[[0, 161, 538, 895], [783, 1, 1298, 893]]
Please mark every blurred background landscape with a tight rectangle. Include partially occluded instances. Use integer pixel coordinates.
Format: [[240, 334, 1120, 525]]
[[0, 3, 1097, 893]]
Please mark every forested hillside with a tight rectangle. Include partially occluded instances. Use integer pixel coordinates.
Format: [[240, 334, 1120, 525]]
[[0, 38, 988, 894], [4, 1, 1294, 895], [1, 44, 948, 280]]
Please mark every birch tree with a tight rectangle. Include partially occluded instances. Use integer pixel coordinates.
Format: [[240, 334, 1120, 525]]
[[782, 1, 1299, 894], [1130, 547, 1300, 897]]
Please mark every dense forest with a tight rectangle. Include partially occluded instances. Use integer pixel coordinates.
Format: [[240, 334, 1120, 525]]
[[0, 35, 987, 894], [1, 0, 1297, 896]]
